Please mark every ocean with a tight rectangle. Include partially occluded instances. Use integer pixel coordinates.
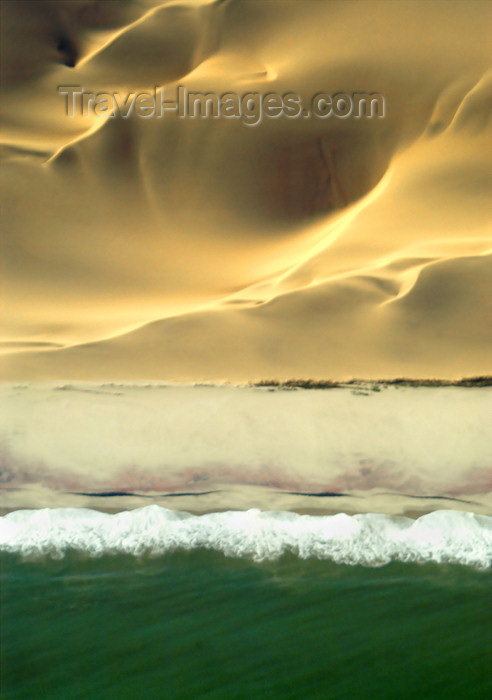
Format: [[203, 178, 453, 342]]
[[1, 507, 491, 699]]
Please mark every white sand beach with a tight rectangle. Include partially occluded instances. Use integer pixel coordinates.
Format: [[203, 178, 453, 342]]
[[1, 382, 490, 514]]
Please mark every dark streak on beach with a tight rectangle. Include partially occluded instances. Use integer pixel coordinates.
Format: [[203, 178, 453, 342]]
[[67, 491, 221, 498], [282, 491, 350, 498], [397, 494, 477, 505]]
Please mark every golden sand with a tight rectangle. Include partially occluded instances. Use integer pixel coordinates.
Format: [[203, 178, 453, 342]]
[[1, 0, 491, 381]]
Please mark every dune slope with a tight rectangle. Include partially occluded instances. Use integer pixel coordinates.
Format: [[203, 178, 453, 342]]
[[1, 0, 491, 380]]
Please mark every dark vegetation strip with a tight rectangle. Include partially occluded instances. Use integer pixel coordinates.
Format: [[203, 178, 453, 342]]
[[251, 376, 492, 389]]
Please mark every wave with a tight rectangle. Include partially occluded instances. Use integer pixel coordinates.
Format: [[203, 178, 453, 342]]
[[1, 507, 490, 569]]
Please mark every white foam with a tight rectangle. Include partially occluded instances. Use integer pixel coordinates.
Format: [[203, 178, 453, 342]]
[[1, 507, 490, 568]]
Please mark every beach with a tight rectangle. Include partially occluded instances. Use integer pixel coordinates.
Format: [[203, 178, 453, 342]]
[[1, 382, 490, 516]]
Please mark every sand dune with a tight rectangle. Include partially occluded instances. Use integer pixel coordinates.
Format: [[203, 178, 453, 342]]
[[1, 0, 491, 380]]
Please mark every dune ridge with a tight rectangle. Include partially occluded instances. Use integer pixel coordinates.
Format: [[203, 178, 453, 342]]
[[1, 0, 491, 380]]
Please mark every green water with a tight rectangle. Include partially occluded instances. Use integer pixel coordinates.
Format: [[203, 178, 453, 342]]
[[1, 552, 491, 699]]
